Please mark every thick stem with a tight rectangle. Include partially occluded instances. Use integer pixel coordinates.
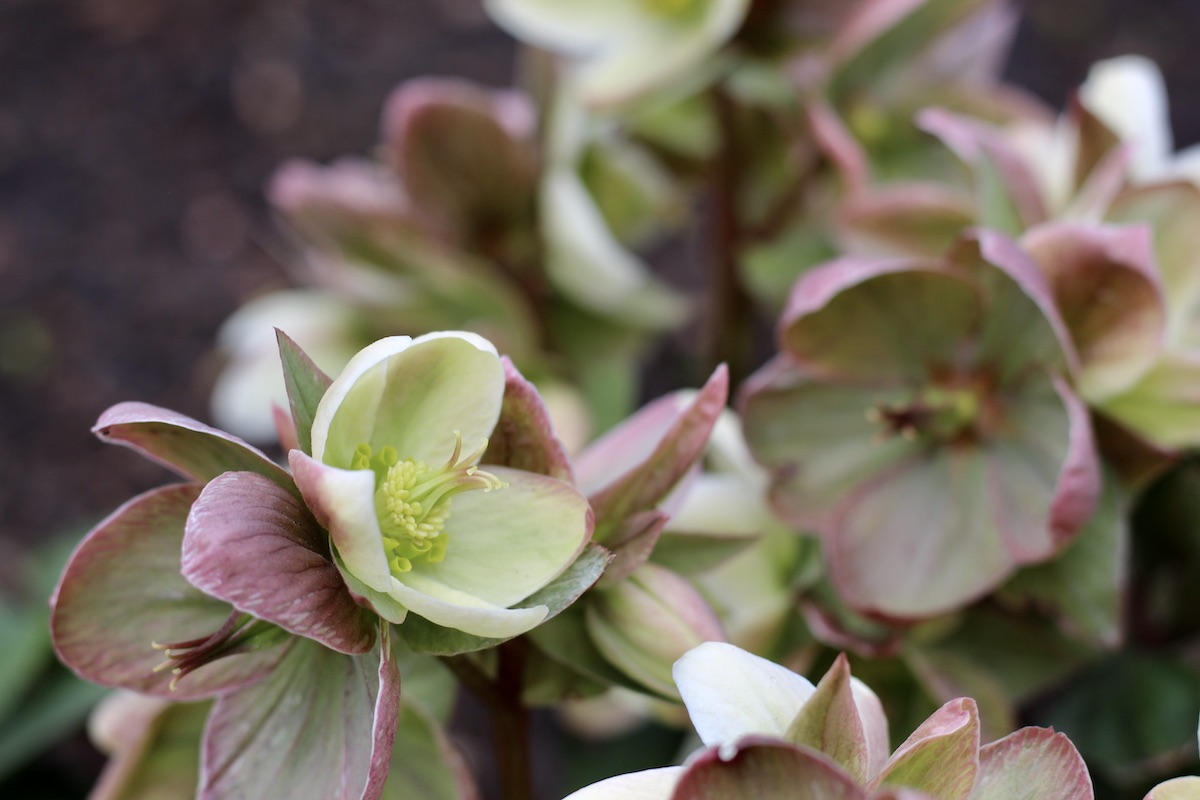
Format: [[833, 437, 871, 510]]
[[706, 84, 753, 385], [492, 639, 533, 800], [443, 641, 535, 800]]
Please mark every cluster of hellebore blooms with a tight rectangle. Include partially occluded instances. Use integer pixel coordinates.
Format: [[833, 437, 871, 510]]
[[50, 329, 1117, 798], [51, 0, 1200, 796]]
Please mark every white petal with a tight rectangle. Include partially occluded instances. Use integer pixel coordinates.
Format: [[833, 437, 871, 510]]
[[388, 573, 548, 639], [1081, 55, 1173, 178], [673, 641, 816, 746], [561, 766, 685, 800]]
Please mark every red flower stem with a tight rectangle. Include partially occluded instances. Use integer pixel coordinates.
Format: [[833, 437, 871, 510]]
[[443, 639, 534, 800], [706, 83, 753, 385]]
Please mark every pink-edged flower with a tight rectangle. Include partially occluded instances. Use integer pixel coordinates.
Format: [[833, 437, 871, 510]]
[[50, 403, 400, 800], [741, 230, 1101, 619], [290, 332, 594, 640], [563, 642, 1094, 800]]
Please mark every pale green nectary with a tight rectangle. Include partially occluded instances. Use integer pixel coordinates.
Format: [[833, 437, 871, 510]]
[[291, 332, 593, 639]]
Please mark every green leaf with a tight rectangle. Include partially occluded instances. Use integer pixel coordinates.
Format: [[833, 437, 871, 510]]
[[399, 544, 611, 656], [1031, 653, 1200, 781], [89, 697, 210, 800], [0, 664, 107, 782], [276, 329, 332, 456], [380, 705, 476, 800], [1001, 470, 1128, 646]]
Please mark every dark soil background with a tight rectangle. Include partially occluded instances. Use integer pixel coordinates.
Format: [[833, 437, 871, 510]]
[[0, 0, 1197, 795]]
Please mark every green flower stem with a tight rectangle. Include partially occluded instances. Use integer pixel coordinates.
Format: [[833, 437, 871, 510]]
[[706, 83, 754, 385], [444, 640, 534, 800]]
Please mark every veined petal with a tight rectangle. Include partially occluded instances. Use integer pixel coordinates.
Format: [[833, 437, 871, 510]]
[[673, 737, 867, 800], [311, 333, 503, 469], [291, 451, 392, 593], [674, 642, 816, 747], [826, 450, 1013, 619], [971, 727, 1093, 800], [421, 467, 592, 607], [200, 633, 401, 800], [94, 402, 293, 493], [182, 472, 376, 655], [387, 573, 549, 639], [561, 766, 685, 800], [739, 358, 916, 529], [51, 485, 288, 700]]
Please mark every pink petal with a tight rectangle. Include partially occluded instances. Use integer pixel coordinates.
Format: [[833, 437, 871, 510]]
[[182, 471, 376, 655]]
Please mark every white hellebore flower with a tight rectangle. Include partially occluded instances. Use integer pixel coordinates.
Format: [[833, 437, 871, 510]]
[[484, 0, 750, 109], [290, 332, 592, 639]]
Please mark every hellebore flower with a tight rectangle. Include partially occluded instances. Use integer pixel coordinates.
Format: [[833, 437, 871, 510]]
[[483, 0, 750, 110], [562, 642, 1094, 800], [741, 230, 1101, 619], [290, 332, 594, 640], [50, 404, 401, 799]]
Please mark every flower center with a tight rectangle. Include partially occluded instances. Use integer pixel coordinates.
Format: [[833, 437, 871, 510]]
[[353, 433, 505, 576], [868, 382, 993, 445]]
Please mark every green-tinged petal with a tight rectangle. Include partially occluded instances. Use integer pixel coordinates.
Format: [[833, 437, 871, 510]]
[[542, 169, 689, 329], [586, 564, 725, 699], [94, 402, 294, 495], [872, 698, 980, 800], [400, 543, 611, 656], [740, 358, 916, 528], [482, 357, 575, 482], [380, 703, 479, 800], [383, 77, 536, 234], [388, 573, 548, 639], [291, 451, 392, 593], [954, 231, 1077, 381], [1080, 55, 1172, 179], [779, 259, 979, 382], [276, 328, 333, 456], [51, 485, 290, 700], [786, 654, 889, 784], [1099, 353, 1200, 449], [836, 183, 976, 259], [1147, 777, 1200, 799], [826, 450, 1012, 619], [562, 766, 685, 800], [311, 332, 503, 469], [574, 0, 749, 109], [970, 727, 1093, 800], [484, 0, 647, 57], [673, 641, 815, 747], [1107, 182, 1200, 339], [200, 632, 401, 800], [88, 693, 209, 800], [1021, 223, 1165, 401], [182, 472, 376, 655], [586, 367, 728, 539], [672, 737, 867, 800], [419, 467, 592, 606]]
